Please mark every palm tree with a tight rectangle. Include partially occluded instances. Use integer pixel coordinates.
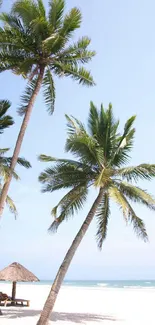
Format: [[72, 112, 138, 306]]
[[37, 102, 155, 325], [0, 100, 30, 316], [0, 99, 31, 218], [0, 0, 95, 218]]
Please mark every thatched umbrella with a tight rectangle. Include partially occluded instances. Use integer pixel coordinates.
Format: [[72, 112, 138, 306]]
[[0, 262, 39, 301]]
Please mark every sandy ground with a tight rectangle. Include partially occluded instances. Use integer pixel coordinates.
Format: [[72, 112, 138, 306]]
[[0, 283, 155, 324]]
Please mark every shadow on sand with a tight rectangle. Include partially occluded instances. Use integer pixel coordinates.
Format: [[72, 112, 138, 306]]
[[1, 308, 117, 323]]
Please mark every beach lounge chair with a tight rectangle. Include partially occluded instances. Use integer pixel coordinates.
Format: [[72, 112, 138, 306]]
[[4, 298, 30, 307], [0, 292, 30, 307], [0, 292, 10, 306]]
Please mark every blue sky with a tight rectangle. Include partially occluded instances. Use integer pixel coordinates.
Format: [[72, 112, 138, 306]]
[[0, 0, 155, 280]]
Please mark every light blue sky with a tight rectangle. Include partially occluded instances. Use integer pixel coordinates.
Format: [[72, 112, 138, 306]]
[[0, 0, 155, 280]]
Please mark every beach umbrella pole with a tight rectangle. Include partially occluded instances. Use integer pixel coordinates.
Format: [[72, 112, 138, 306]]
[[12, 281, 16, 301]]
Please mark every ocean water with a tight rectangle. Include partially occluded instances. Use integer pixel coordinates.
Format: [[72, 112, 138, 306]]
[[1, 280, 155, 289], [32, 280, 155, 289]]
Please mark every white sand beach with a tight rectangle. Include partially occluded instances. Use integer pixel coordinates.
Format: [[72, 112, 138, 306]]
[[0, 283, 155, 324]]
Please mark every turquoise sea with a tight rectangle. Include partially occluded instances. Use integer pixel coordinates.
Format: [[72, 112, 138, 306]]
[[1, 280, 155, 289], [31, 280, 155, 289]]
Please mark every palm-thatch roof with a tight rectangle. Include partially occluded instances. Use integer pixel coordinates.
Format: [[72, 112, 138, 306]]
[[0, 262, 39, 282]]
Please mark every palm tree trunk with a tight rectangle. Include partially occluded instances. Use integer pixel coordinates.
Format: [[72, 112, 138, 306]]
[[37, 188, 104, 325], [0, 67, 44, 218]]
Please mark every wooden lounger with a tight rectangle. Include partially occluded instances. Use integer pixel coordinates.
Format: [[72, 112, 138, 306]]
[[12, 299, 30, 307], [1, 298, 30, 307]]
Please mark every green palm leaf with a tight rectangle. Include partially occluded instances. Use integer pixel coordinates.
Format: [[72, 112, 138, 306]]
[[43, 68, 55, 114], [53, 62, 95, 86], [39, 162, 92, 192], [37, 0, 46, 18], [0, 186, 17, 218], [17, 77, 38, 115], [119, 192, 148, 241], [111, 116, 136, 167], [116, 181, 155, 211], [65, 114, 86, 135], [96, 193, 110, 249], [39, 154, 86, 168], [49, 185, 88, 232], [12, 0, 40, 28], [60, 7, 81, 38], [6, 194, 18, 219], [117, 164, 155, 182], [65, 133, 99, 167], [48, 0, 65, 30], [0, 148, 10, 155], [0, 100, 14, 133], [108, 186, 129, 220], [0, 13, 24, 31]]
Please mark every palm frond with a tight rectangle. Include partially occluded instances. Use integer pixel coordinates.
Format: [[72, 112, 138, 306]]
[[57, 37, 95, 64], [16, 157, 31, 168], [48, 0, 65, 30], [39, 161, 93, 192], [0, 156, 31, 169], [0, 148, 10, 155], [60, 7, 81, 38], [0, 13, 25, 31], [111, 116, 136, 167], [58, 50, 95, 65], [88, 102, 119, 164], [88, 101, 100, 136], [108, 186, 129, 220], [123, 115, 136, 138], [109, 185, 148, 241], [117, 164, 155, 182], [60, 36, 92, 54], [30, 16, 49, 39], [116, 181, 155, 211], [0, 164, 20, 181], [39, 154, 85, 168], [12, 0, 40, 28], [17, 77, 38, 116], [119, 192, 148, 241], [65, 132, 99, 166], [37, 0, 46, 17], [15, 59, 38, 79], [58, 36, 92, 58], [0, 61, 21, 74], [0, 164, 11, 181], [6, 194, 18, 219], [65, 114, 86, 135], [96, 193, 110, 249], [0, 100, 14, 133], [52, 62, 95, 86], [0, 50, 26, 70], [101, 103, 117, 161], [49, 185, 88, 232], [42, 68, 55, 114]]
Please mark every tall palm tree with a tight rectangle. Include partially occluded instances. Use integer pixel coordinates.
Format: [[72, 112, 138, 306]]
[[0, 99, 31, 218], [0, 100, 30, 316], [37, 102, 155, 325], [0, 0, 95, 218]]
